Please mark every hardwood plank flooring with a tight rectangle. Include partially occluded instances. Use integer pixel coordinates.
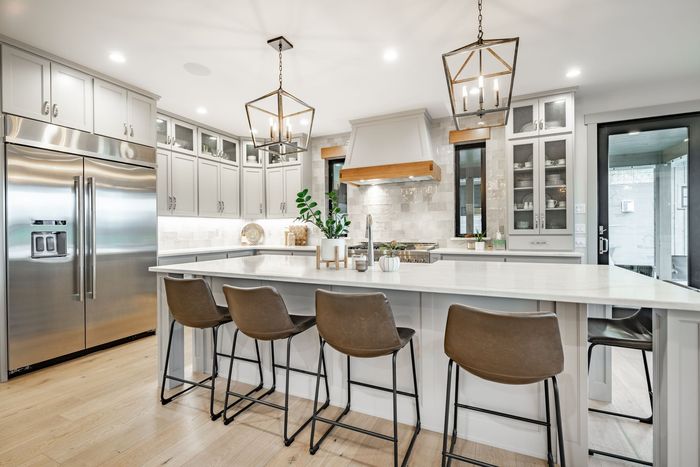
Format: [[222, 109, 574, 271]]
[[0, 336, 638, 466]]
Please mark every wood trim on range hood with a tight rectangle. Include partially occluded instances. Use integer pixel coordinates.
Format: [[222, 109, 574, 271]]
[[340, 161, 441, 185]]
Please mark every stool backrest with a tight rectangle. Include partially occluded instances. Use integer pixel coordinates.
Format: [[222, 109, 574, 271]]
[[445, 304, 564, 385], [163, 277, 221, 328], [222, 285, 296, 339], [315, 289, 401, 357]]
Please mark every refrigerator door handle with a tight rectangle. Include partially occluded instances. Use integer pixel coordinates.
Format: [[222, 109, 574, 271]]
[[87, 177, 97, 299], [75, 176, 85, 302]]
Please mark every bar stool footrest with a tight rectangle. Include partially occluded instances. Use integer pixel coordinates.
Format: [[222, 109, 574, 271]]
[[589, 448, 653, 466]]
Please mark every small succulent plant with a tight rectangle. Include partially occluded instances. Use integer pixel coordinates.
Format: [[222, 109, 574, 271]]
[[380, 240, 407, 257]]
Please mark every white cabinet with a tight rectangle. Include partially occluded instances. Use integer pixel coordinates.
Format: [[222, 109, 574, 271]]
[[242, 139, 264, 167], [507, 134, 573, 240], [242, 167, 265, 218], [1, 45, 93, 131], [266, 165, 301, 218], [50, 63, 93, 132], [94, 79, 128, 139], [197, 159, 240, 218], [157, 150, 197, 216], [506, 93, 573, 139], [156, 114, 197, 156], [94, 78, 156, 146], [197, 158, 220, 217], [127, 92, 157, 146], [198, 129, 240, 166], [219, 164, 240, 218], [1, 45, 51, 122]]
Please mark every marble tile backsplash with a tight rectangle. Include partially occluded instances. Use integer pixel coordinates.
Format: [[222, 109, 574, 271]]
[[308, 118, 507, 246]]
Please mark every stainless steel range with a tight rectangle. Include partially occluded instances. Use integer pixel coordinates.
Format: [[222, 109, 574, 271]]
[[348, 242, 437, 264]]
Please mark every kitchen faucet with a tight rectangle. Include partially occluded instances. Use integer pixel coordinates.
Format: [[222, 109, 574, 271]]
[[366, 214, 374, 266]]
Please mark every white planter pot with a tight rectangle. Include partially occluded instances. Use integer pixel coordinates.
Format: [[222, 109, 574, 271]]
[[320, 238, 346, 261], [475, 241, 486, 251], [379, 255, 401, 272]]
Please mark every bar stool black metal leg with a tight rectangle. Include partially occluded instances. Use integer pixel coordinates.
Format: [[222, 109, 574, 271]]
[[160, 320, 176, 404], [391, 351, 399, 467], [222, 328, 240, 423], [283, 336, 293, 445], [309, 338, 325, 454], [544, 379, 554, 467], [552, 376, 566, 467], [642, 350, 653, 424], [210, 325, 223, 421], [403, 338, 421, 464], [447, 365, 459, 467], [441, 359, 453, 467]]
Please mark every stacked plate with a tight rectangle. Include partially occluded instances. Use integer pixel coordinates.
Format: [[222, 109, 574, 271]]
[[545, 173, 563, 186]]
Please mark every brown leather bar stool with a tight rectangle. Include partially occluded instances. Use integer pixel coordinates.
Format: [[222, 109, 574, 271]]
[[310, 290, 421, 467], [441, 305, 566, 467], [221, 285, 331, 446], [587, 307, 653, 466], [160, 277, 264, 421]]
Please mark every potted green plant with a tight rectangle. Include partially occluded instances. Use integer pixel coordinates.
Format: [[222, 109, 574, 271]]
[[295, 189, 351, 261], [379, 240, 406, 272], [474, 231, 487, 251]]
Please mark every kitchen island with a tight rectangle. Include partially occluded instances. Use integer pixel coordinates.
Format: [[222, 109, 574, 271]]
[[150, 255, 700, 466]]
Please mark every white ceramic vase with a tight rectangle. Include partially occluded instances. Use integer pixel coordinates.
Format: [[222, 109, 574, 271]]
[[475, 241, 486, 251], [379, 255, 400, 272], [320, 238, 346, 261]]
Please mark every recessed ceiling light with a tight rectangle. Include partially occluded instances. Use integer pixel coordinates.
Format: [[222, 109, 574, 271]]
[[109, 51, 126, 63], [628, 131, 640, 135], [565, 67, 581, 78], [196, 106, 207, 115], [383, 48, 398, 62]]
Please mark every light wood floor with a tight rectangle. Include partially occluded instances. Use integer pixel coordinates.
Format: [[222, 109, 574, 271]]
[[0, 336, 643, 466]]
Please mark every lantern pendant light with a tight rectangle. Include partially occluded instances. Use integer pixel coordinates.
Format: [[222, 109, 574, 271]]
[[245, 36, 315, 157], [442, 0, 519, 130]]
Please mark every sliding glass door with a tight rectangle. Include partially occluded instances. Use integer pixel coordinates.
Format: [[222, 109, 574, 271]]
[[598, 113, 700, 288]]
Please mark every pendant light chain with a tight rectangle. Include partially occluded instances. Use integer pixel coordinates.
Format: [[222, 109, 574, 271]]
[[278, 43, 283, 90], [477, 0, 484, 43]]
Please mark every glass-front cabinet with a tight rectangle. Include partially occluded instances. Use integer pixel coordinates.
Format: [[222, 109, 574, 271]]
[[242, 139, 263, 167], [506, 93, 573, 139], [265, 136, 302, 167], [198, 128, 220, 160], [156, 114, 197, 156], [220, 136, 238, 165], [507, 134, 572, 235]]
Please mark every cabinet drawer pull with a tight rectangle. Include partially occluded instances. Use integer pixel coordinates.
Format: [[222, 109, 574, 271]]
[[129, 125, 134, 137], [52, 104, 59, 118], [43, 101, 50, 115], [123, 123, 128, 136], [259, 203, 263, 214]]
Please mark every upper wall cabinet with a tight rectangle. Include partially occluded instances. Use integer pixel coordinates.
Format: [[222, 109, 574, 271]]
[[156, 114, 197, 156], [94, 78, 156, 146], [265, 137, 302, 167], [198, 128, 239, 165], [1, 45, 93, 132], [506, 93, 574, 139], [242, 139, 263, 167]]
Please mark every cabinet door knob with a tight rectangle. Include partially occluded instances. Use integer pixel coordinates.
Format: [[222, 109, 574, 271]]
[[43, 101, 50, 115]]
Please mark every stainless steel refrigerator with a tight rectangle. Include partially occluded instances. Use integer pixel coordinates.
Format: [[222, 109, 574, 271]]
[[5, 116, 157, 373]]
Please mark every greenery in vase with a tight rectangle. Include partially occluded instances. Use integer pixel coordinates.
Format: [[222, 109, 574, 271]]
[[380, 240, 406, 257], [474, 231, 486, 242], [295, 189, 350, 239]]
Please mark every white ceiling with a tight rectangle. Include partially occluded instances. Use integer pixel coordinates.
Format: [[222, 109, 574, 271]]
[[0, 0, 698, 136]]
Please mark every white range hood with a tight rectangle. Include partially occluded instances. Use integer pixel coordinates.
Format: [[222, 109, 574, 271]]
[[340, 109, 441, 185]]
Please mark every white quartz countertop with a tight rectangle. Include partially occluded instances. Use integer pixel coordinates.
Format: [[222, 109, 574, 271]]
[[158, 245, 316, 258], [432, 248, 583, 258], [150, 255, 700, 311]]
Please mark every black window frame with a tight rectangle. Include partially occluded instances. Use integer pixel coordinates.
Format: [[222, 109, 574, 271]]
[[454, 142, 487, 237]]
